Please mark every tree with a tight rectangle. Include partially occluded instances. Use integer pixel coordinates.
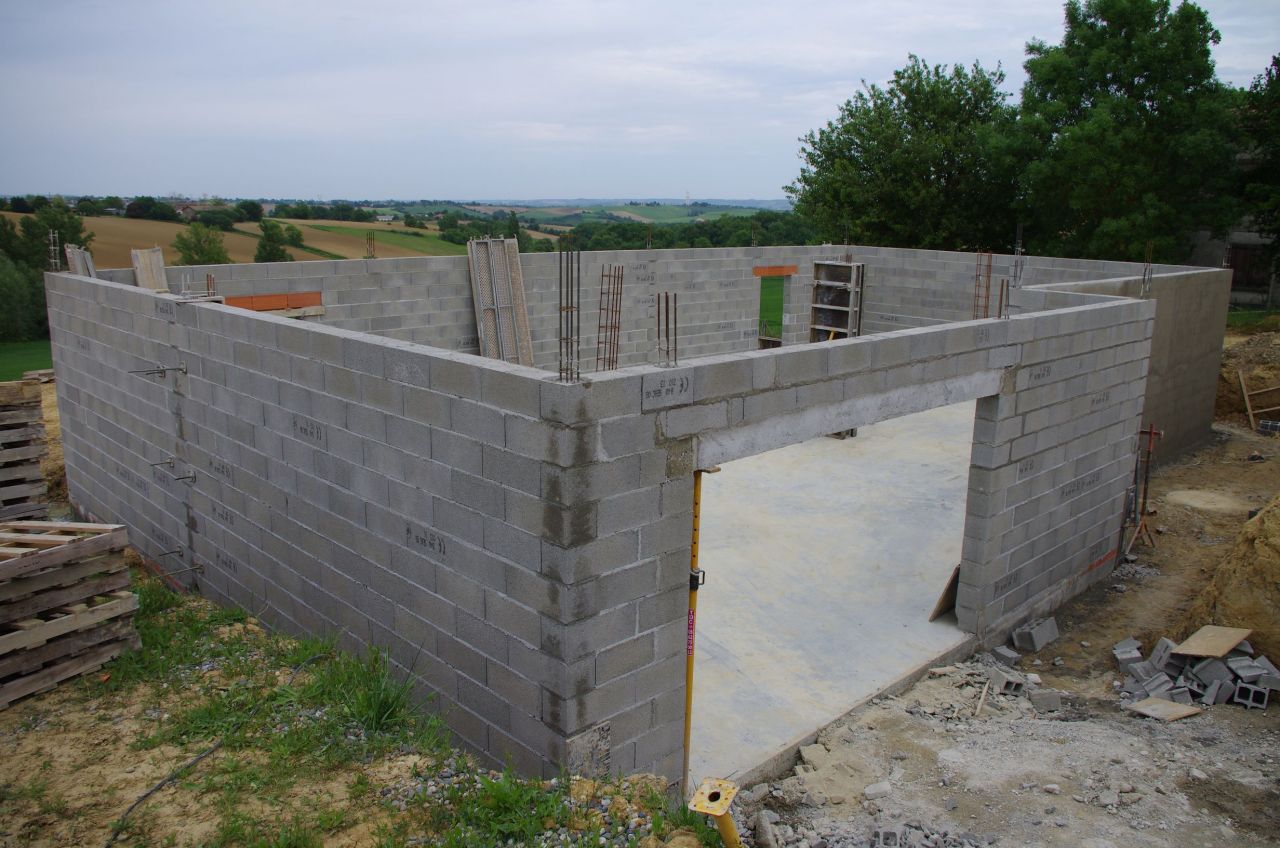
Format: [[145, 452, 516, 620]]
[[1242, 55, 1280, 274], [75, 198, 101, 216], [1018, 0, 1237, 262], [16, 202, 94, 269], [282, 223, 304, 248], [172, 223, 231, 265], [235, 199, 264, 221], [254, 220, 293, 262], [149, 201, 180, 222], [101, 196, 124, 211], [0, 255, 36, 341], [9, 197, 32, 214], [787, 55, 1019, 250], [125, 196, 155, 218], [194, 209, 237, 231]]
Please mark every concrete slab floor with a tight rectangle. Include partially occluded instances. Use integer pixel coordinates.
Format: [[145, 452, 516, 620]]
[[689, 401, 978, 787]]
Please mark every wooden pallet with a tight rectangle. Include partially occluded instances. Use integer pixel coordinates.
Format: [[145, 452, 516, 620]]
[[0, 590, 137, 656], [0, 380, 46, 521], [0, 629, 137, 709], [0, 521, 128, 583]]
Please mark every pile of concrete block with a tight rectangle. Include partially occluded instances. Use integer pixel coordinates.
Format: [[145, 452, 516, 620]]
[[984, 665, 1065, 713], [1113, 635, 1278, 710]]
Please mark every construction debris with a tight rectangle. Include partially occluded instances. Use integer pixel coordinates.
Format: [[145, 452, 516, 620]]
[[1112, 628, 1275, 712], [0, 380, 48, 521], [0, 521, 136, 709]]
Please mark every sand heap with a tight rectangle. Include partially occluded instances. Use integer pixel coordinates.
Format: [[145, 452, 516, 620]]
[[1217, 331, 1280, 424], [1184, 493, 1280, 658]]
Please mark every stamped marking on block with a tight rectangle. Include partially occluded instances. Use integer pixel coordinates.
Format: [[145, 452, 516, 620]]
[[116, 463, 150, 496], [1060, 470, 1102, 501], [641, 372, 693, 409], [1028, 365, 1053, 383], [154, 300, 175, 319], [993, 572, 1018, 597], [292, 415, 326, 447], [76, 337, 91, 352], [214, 549, 240, 574], [976, 327, 991, 345], [405, 522, 448, 560], [1089, 390, 1111, 409], [628, 262, 655, 284], [1017, 457, 1038, 478], [208, 457, 234, 482], [458, 336, 479, 349], [211, 503, 235, 527]]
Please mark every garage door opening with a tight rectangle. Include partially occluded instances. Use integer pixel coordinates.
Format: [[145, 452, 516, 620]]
[[688, 400, 978, 786]]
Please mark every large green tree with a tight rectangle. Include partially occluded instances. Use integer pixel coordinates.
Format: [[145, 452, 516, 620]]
[[1018, 0, 1237, 261], [254, 220, 293, 263], [786, 55, 1019, 250], [1242, 55, 1279, 273], [0, 255, 37, 341], [16, 202, 95, 270], [172, 223, 231, 265]]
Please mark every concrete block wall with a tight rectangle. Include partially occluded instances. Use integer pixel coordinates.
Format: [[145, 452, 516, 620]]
[[45, 272, 688, 779], [63, 247, 1226, 785], [1021, 269, 1232, 460]]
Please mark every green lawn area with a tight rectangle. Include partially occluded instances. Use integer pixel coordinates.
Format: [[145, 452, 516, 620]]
[[311, 225, 468, 256], [0, 339, 52, 381]]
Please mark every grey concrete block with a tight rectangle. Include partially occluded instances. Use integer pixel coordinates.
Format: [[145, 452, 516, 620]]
[[992, 645, 1020, 666], [1028, 688, 1062, 711], [1233, 682, 1269, 709], [988, 666, 1025, 695], [1012, 616, 1059, 652]]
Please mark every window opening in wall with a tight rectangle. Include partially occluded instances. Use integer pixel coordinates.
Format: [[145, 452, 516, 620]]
[[758, 275, 784, 349]]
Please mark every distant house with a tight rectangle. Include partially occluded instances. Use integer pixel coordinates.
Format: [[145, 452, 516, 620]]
[[1189, 223, 1276, 308], [375, 214, 395, 223], [178, 203, 219, 222]]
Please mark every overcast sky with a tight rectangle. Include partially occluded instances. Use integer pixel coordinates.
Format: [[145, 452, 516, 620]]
[[0, 0, 1275, 201]]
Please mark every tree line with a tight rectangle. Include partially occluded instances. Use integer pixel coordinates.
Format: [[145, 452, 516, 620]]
[[786, 0, 1278, 268]]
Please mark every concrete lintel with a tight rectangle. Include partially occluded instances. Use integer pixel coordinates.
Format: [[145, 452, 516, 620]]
[[695, 369, 1002, 467]]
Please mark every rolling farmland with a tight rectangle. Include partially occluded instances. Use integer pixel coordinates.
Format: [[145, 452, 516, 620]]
[[0, 211, 260, 268]]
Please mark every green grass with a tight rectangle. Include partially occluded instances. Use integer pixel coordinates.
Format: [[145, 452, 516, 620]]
[[759, 276, 785, 339], [13, 567, 723, 848], [1226, 308, 1280, 334], [0, 339, 52, 380], [309, 224, 468, 256]]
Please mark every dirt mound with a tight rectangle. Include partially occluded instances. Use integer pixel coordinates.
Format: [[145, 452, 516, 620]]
[[1182, 493, 1280, 658], [1217, 332, 1280, 424]]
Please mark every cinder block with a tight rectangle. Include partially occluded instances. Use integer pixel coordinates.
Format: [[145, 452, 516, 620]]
[[1012, 616, 1059, 652], [1233, 682, 1269, 710], [988, 666, 1025, 695], [1189, 658, 1233, 687], [1226, 656, 1264, 683], [992, 645, 1020, 666], [1028, 688, 1062, 711], [1147, 637, 1176, 672]]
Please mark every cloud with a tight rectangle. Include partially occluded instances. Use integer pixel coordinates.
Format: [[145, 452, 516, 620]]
[[0, 0, 1274, 198]]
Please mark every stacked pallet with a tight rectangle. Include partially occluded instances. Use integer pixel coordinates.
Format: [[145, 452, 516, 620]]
[[0, 521, 137, 709], [0, 379, 47, 521]]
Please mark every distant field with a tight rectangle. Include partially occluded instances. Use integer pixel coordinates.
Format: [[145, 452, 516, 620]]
[[0, 211, 260, 268], [309, 224, 468, 256], [603, 204, 760, 223]]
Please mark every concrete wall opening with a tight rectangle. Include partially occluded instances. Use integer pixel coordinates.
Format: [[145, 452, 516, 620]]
[[690, 400, 978, 785]]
